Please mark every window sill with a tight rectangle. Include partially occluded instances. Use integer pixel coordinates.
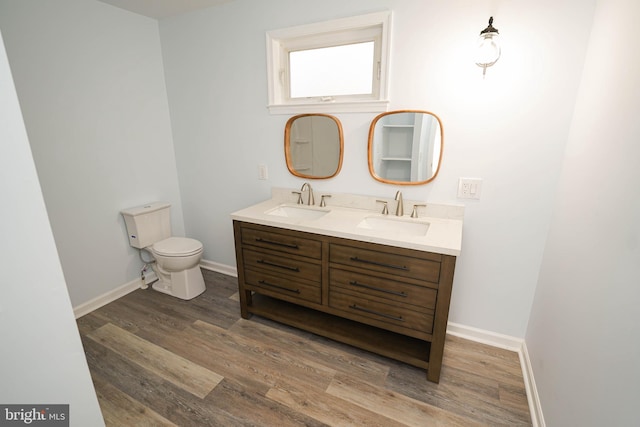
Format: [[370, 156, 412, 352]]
[[268, 100, 389, 115]]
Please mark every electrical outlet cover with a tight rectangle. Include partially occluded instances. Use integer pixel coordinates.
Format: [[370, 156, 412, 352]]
[[457, 178, 483, 199]]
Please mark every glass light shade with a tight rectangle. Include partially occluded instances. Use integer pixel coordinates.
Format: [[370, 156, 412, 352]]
[[475, 32, 501, 71]]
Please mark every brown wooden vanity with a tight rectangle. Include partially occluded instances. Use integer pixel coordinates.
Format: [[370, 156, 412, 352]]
[[232, 220, 457, 383]]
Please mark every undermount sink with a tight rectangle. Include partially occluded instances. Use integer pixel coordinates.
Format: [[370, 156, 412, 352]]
[[357, 216, 430, 236], [265, 204, 330, 220]]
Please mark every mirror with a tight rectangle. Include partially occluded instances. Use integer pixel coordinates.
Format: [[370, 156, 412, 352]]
[[285, 114, 344, 179], [368, 110, 443, 185]]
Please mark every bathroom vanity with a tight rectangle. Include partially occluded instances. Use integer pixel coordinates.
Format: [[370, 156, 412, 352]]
[[231, 189, 463, 383]]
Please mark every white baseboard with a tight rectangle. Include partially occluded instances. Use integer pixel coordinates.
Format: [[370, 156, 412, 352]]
[[200, 259, 237, 277], [447, 322, 544, 427], [73, 277, 142, 319], [73, 260, 236, 319], [520, 341, 545, 427], [446, 321, 524, 352]]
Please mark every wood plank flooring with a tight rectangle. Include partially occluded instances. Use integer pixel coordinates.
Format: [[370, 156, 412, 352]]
[[77, 270, 532, 426]]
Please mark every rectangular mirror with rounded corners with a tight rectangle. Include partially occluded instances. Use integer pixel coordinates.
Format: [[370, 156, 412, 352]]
[[284, 114, 344, 179], [368, 110, 443, 185]]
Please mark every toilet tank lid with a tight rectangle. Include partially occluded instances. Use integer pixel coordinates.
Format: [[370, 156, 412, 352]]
[[121, 202, 171, 217]]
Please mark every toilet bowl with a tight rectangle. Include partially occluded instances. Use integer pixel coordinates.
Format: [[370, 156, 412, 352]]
[[152, 237, 203, 271], [147, 237, 205, 300], [120, 202, 206, 301]]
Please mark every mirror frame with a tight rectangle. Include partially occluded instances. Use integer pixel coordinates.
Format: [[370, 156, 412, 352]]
[[284, 113, 344, 179], [367, 110, 444, 186]]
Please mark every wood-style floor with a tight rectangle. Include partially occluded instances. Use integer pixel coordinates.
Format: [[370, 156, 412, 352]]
[[77, 269, 532, 426]]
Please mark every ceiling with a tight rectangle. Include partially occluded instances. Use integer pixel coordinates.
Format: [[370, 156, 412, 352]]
[[97, 0, 233, 19]]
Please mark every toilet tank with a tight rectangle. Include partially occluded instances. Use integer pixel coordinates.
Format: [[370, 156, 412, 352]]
[[120, 202, 172, 249]]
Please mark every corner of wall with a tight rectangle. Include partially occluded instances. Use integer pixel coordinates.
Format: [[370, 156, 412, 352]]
[[73, 259, 237, 319], [447, 322, 544, 426], [73, 277, 142, 319], [519, 341, 546, 427]]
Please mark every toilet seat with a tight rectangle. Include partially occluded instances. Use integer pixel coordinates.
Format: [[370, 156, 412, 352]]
[[152, 237, 203, 257]]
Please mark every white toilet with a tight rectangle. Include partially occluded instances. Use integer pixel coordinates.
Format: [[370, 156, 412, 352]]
[[121, 202, 206, 300]]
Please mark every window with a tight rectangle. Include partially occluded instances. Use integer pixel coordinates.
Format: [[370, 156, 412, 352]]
[[266, 11, 391, 114], [289, 41, 374, 98]]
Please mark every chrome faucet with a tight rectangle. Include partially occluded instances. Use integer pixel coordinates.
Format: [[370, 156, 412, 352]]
[[395, 191, 403, 216], [300, 182, 315, 205]]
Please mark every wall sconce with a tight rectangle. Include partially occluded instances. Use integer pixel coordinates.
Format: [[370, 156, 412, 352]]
[[475, 16, 501, 77]]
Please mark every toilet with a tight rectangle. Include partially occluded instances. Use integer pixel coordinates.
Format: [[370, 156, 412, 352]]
[[120, 202, 206, 300]]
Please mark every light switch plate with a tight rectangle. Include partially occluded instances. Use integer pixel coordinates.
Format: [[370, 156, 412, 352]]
[[457, 178, 483, 199], [258, 164, 268, 180]]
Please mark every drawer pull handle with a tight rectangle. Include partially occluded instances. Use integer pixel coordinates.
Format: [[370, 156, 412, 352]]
[[256, 259, 300, 272], [349, 281, 407, 297], [258, 280, 300, 294], [256, 237, 299, 249], [349, 304, 404, 322], [350, 256, 408, 271]]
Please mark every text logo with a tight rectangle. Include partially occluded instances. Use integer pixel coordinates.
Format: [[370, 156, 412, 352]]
[[0, 405, 68, 426]]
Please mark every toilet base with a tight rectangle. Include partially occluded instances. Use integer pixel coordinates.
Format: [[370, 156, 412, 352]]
[[151, 265, 205, 300]]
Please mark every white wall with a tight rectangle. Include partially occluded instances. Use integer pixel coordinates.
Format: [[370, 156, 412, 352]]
[[160, 0, 596, 337], [5, 2, 638, 422], [0, 0, 185, 306], [525, 0, 640, 424], [0, 29, 104, 426]]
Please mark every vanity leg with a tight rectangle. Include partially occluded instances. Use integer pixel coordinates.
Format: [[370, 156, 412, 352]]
[[239, 289, 252, 319], [427, 361, 441, 383], [427, 255, 456, 383], [233, 220, 253, 319]]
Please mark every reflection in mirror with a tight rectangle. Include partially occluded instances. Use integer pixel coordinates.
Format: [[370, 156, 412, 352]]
[[368, 110, 443, 185], [285, 114, 344, 179]]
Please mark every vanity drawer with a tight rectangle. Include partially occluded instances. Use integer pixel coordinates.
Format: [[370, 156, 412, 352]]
[[243, 248, 321, 282], [329, 290, 434, 335], [330, 244, 440, 283], [241, 225, 322, 259], [244, 269, 321, 304], [330, 268, 437, 310]]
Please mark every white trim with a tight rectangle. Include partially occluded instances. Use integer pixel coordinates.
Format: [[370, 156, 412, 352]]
[[447, 321, 523, 352], [266, 11, 391, 114], [520, 341, 545, 427], [447, 322, 544, 427], [72, 260, 237, 319], [268, 100, 389, 115], [73, 277, 142, 319], [199, 259, 237, 277]]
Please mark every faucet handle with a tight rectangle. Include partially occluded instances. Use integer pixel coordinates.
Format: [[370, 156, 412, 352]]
[[320, 194, 331, 207], [292, 191, 303, 204], [411, 204, 427, 218], [376, 200, 389, 215]]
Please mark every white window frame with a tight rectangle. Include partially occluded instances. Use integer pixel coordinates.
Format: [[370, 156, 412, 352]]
[[266, 11, 392, 114]]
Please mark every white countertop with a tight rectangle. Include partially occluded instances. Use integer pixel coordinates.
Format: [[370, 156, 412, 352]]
[[230, 189, 463, 256]]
